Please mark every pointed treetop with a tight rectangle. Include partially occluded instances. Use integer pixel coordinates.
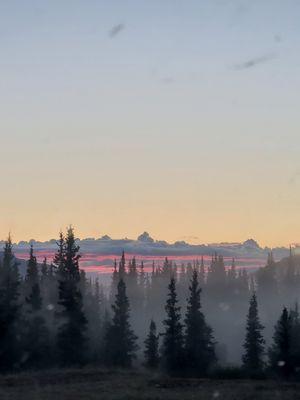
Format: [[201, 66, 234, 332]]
[[29, 243, 34, 259], [267, 251, 275, 267], [3, 233, 18, 270]]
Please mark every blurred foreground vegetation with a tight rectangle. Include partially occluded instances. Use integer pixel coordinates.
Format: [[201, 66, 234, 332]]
[[0, 368, 300, 400]]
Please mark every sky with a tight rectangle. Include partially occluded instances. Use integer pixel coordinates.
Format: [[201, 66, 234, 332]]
[[0, 0, 300, 246]]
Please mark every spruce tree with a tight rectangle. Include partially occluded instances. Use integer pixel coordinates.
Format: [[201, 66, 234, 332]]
[[184, 269, 215, 376], [242, 293, 265, 376], [199, 256, 205, 287], [127, 257, 139, 311], [53, 231, 65, 276], [144, 319, 159, 369], [256, 252, 278, 307], [41, 260, 58, 341], [40, 257, 48, 291], [161, 276, 184, 374], [289, 303, 300, 375], [110, 259, 119, 301], [24, 244, 39, 303], [23, 247, 50, 369], [0, 236, 21, 371], [105, 279, 138, 367], [269, 307, 293, 378], [24, 245, 40, 311], [56, 227, 87, 366], [119, 251, 126, 279], [139, 261, 146, 289]]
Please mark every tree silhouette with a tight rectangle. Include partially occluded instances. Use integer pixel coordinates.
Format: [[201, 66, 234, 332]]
[[56, 227, 87, 366], [25, 245, 38, 282], [161, 276, 184, 374], [23, 246, 50, 369], [242, 293, 265, 376], [0, 236, 21, 371], [184, 269, 215, 376], [106, 279, 138, 367], [289, 303, 300, 376], [269, 307, 292, 378], [144, 319, 159, 369]]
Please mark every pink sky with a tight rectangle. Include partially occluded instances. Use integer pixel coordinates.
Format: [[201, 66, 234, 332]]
[[15, 250, 265, 275]]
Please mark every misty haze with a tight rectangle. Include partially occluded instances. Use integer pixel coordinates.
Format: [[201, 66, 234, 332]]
[[1, 1, 300, 399]]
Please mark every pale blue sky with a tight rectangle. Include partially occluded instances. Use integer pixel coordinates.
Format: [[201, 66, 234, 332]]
[[0, 1, 300, 245]]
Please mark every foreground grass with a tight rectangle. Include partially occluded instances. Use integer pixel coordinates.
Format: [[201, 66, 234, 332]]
[[0, 368, 299, 400]]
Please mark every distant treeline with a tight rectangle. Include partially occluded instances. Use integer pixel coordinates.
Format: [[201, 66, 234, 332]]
[[0, 227, 300, 379]]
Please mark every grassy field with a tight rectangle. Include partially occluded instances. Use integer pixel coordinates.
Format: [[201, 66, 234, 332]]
[[0, 368, 299, 400]]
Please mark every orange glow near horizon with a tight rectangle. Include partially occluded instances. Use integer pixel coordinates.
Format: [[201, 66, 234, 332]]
[[1, 2, 300, 248]]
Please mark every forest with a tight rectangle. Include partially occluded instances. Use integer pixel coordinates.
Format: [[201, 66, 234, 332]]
[[0, 226, 300, 381]]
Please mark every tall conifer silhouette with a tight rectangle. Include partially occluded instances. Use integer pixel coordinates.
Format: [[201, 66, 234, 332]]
[[242, 293, 265, 376], [0, 235, 21, 371], [56, 227, 87, 366], [144, 319, 159, 369], [184, 269, 215, 376], [269, 307, 292, 378], [23, 246, 50, 369], [106, 279, 138, 367], [161, 276, 184, 374]]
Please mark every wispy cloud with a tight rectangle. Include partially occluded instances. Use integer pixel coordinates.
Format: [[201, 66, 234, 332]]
[[108, 23, 125, 38], [233, 53, 277, 70]]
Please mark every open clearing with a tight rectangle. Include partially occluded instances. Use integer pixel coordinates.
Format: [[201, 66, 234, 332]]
[[0, 368, 299, 400]]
